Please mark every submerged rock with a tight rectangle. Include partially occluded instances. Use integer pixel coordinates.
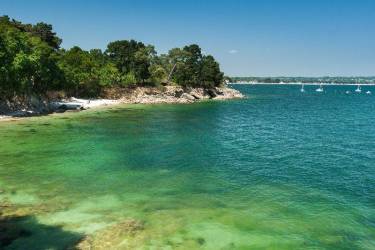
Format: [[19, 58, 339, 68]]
[[76, 219, 144, 250], [196, 237, 206, 245]]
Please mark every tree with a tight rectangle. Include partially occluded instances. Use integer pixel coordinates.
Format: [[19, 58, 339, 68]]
[[0, 19, 63, 98], [106, 40, 153, 83], [133, 46, 153, 82], [0, 16, 62, 49], [31, 22, 62, 49], [98, 63, 120, 86], [89, 49, 107, 66], [183, 44, 203, 85], [201, 55, 223, 87], [165, 44, 223, 87], [58, 46, 98, 93], [165, 48, 190, 86], [1, 16, 226, 100], [149, 64, 167, 84]]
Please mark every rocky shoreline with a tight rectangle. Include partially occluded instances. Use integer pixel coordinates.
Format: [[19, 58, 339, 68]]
[[0, 85, 244, 121]]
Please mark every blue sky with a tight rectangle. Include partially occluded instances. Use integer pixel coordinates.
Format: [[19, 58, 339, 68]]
[[1, 0, 374, 76]]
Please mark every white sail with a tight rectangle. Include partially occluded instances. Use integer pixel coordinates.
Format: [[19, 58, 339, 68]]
[[316, 84, 323, 92], [355, 84, 361, 93]]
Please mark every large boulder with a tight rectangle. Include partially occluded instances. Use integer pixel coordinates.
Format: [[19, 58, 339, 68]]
[[180, 93, 196, 101], [51, 102, 82, 113], [190, 88, 205, 99], [205, 88, 218, 98], [174, 89, 184, 98]]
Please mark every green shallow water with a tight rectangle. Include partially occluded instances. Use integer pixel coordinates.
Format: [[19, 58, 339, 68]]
[[0, 85, 374, 249]]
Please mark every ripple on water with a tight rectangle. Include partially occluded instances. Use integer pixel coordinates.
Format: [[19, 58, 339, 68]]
[[0, 85, 374, 249]]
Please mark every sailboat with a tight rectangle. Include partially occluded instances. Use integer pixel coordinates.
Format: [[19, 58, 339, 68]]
[[355, 84, 362, 93], [316, 83, 324, 92], [300, 83, 305, 92], [366, 90, 371, 95]]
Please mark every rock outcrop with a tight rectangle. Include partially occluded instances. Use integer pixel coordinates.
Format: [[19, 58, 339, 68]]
[[75, 219, 144, 250], [1, 85, 244, 120], [112, 85, 244, 104]]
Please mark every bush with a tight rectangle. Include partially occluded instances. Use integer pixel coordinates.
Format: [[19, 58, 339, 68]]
[[120, 72, 137, 87]]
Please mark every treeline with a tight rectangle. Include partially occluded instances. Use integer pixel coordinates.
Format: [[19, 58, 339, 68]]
[[0, 16, 224, 99]]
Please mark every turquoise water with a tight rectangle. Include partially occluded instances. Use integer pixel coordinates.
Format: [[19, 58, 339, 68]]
[[0, 85, 374, 249]]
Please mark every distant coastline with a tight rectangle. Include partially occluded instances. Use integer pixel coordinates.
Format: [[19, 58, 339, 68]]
[[230, 82, 375, 86], [230, 76, 375, 85]]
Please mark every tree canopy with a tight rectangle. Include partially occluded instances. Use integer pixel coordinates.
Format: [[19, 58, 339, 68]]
[[0, 16, 224, 99]]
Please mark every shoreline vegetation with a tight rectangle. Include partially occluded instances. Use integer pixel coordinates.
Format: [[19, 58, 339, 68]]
[[0, 85, 244, 121], [0, 16, 243, 120]]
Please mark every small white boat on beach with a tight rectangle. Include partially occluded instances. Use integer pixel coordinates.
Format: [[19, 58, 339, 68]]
[[316, 84, 324, 92]]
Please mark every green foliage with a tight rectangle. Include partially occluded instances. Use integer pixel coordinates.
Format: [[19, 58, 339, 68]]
[[223, 76, 233, 83], [120, 72, 137, 87], [149, 64, 167, 84], [0, 18, 64, 98], [58, 46, 97, 89], [89, 49, 107, 66], [201, 55, 224, 88], [0, 16, 225, 99], [106, 40, 153, 82], [166, 44, 223, 87], [0, 16, 61, 49], [98, 63, 120, 86], [30, 22, 62, 49]]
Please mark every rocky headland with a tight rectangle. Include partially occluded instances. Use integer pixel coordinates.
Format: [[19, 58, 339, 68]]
[[0, 85, 244, 120]]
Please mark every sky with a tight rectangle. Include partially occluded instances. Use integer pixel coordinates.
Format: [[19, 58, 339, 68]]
[[1, 0, 374, 77]]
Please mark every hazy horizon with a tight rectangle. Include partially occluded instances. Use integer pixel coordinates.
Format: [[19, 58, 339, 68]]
[[231, 75, 375, 78]]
